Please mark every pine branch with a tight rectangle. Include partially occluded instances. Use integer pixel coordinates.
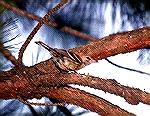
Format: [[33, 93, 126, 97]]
[[0, 41, 19, 67]]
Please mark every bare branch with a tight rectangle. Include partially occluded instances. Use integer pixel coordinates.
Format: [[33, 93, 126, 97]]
[[1, 0, 149, 76], [0, 76, 135, 115], [45, 87, 135, 116], [70, 27, 150, 65], [0, 0, 97, 42], [17, 0, 68, 65]]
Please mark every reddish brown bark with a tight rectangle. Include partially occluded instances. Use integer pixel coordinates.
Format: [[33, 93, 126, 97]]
[[0, 1, 150, 115], [70, 27, 150, 63], [0, 27, 150, 115]]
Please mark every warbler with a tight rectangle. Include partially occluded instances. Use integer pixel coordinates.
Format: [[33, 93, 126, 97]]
[[35, 41, 84, 72]]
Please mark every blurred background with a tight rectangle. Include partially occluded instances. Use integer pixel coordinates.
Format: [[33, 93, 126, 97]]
[[0, 0, 150, 115]]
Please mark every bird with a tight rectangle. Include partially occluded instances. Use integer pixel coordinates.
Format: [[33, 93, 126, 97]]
[[35, 41, 84, 72]]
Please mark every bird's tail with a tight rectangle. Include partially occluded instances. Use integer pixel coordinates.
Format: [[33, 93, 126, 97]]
[[35, 41, 59, 57]]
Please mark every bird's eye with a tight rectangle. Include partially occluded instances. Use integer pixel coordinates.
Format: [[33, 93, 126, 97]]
[[86, 56, 92, 61]]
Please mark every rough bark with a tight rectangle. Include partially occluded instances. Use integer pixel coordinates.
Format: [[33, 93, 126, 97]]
[[0, 27, 150, 115]]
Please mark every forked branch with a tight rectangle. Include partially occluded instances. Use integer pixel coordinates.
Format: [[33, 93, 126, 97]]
[[1, 0, 149, 75]]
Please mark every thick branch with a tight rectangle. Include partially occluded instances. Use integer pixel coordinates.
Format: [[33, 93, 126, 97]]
[[45, 87, 135, 116], [56, 73, 150, 105], [0, 27, 150, 115], [0, 78, 134, 116], [70, 27, 150, 64], [23, 66, 150, 106]]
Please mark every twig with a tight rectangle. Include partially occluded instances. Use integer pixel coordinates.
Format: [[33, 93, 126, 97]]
[[17, 0, 68, 65], [105, 58, 150, 76]]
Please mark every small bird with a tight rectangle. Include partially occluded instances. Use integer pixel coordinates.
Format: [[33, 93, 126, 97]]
[[35, 41, 84, 72]]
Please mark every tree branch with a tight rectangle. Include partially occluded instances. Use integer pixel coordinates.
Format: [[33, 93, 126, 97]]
[[17, 0, 68, 65], [1, 0, 149, 76], [0, 20, 149, 115], [0, 0, 97, 42], [69, 27, 150, 65], [45, 87, 135, 116]]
